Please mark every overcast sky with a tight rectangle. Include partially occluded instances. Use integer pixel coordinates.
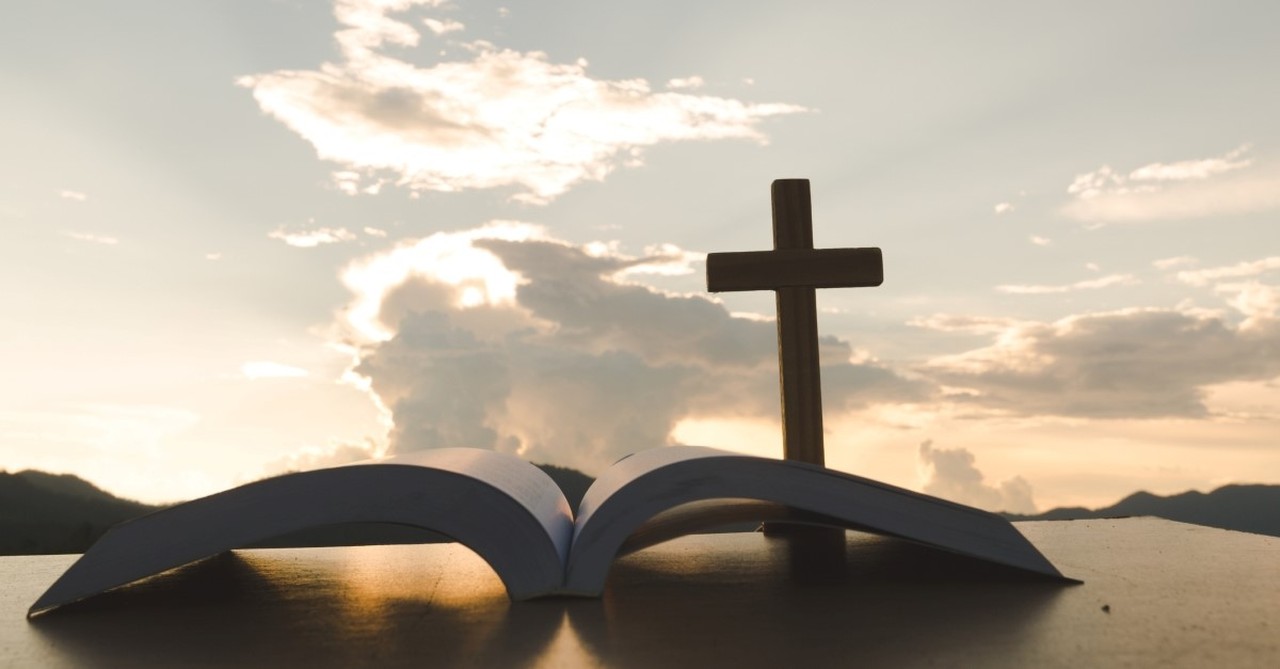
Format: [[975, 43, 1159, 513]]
[[3, 0, 1278, 511]]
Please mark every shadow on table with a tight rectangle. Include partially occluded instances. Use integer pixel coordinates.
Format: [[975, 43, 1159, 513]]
[[28, 547, 562, 668], [28, 533, 1071, 667], [565, 531, 1072, 668]]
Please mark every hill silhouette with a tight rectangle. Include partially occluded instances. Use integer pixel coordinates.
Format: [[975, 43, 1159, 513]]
[[1004, 484, 1280, 537], [0, 470, 161, 554]]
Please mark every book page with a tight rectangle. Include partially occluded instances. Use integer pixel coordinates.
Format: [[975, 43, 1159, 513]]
[[382, 449, 574, 563], [572, 446, 729, 532], [562, 446, 1067, 595], [30, 449, 572, 615]]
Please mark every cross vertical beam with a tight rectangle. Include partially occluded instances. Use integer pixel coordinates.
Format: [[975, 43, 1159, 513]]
[[706, 179, 883, 468], [771, 180, 826, 466]]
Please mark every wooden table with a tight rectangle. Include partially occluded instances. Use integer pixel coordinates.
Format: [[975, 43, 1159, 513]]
[[4, 518, 1277, 667]]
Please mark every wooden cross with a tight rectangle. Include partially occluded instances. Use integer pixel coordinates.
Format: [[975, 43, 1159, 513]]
[[706, 179, 883, 467]]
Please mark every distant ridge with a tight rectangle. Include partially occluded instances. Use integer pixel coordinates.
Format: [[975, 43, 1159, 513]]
[[0, 470, 161, 555], [1004, 484, 1280, 538]]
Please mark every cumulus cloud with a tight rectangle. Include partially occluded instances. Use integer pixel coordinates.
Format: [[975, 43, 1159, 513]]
[[1061, 145, 1280, 223], [268, 225, 358, 248], [921, 304, 1280, 419], [1168, 256, 1280, 330], [239, 0, 805, 204], [1216, 282, 1280, 329], [994, 202, 1014, 215], [338, 224, 928, 472], [933, 255, 1280, 419], [918, 440, 1036, 514], [996, 273, 1137, 295], [1028, 235, 1051, 246], [59, 190, 87, 201]]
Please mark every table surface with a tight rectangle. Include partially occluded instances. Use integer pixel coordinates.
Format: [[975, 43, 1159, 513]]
[[3, 518, 1278, 668]]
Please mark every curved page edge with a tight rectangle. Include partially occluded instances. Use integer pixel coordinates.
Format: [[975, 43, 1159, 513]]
[[29, 449, 571, 616], [563, 447, 1068, 595]]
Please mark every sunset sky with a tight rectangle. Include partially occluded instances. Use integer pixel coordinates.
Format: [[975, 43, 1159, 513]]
[[3, 0, 1278, 512]]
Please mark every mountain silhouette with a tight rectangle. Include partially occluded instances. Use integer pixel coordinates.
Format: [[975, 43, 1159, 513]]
[[1004, 484, 1280, 537], [0, 470, 161, 554]]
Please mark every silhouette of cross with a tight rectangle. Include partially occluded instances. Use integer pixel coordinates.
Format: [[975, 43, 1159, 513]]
[[706, 179, 883, 466]]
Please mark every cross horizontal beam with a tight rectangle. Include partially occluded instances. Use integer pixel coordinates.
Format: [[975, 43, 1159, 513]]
[[706, 248, 884, 293]]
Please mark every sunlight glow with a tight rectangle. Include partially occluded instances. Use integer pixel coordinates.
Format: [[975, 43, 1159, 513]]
[[341, 222, 541, 341], [241, 361, 309, 379], [671, 417, 781, 460]]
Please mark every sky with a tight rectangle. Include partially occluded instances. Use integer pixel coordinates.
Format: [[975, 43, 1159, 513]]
[[2, 0, 1279, 512]]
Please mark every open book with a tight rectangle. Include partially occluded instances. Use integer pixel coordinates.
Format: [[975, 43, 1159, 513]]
[[29, 446, 1068, 616]]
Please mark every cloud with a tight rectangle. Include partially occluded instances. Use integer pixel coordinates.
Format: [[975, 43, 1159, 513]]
[[908, 314, 1027, 335], [363, 226, 388, 238], [331, 0, 448, 55], [332, 171, 389, 196], [1065, 165, 1133, 201], [239, 0, 805, 204], [1167, 256, 1280, 330], [1176, 256, 1280, 287], [61, 231, 118, 245], [1128, 144, 1252, 182], [59, 190, 87, 202], [918, 440, 1036, 513], [994, 202, 1014, 215], [613, 243, 703, 278], [422, 17, 463, 35], [996, 273, 1137, 295], [1153, 255, 1197, 270], [922, 304, 1280, 419], [338, 225, 929, 472], [666, 76, 705, 90], [268, 226, 358, 248], [1215, 282, 1280, 329], [241, 361, 310, 379], [1061, 145, 1280, 223], [1063, 173, 1280, 223], [205, 252, 222, 261], [1028, 235, 1051, 246]]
